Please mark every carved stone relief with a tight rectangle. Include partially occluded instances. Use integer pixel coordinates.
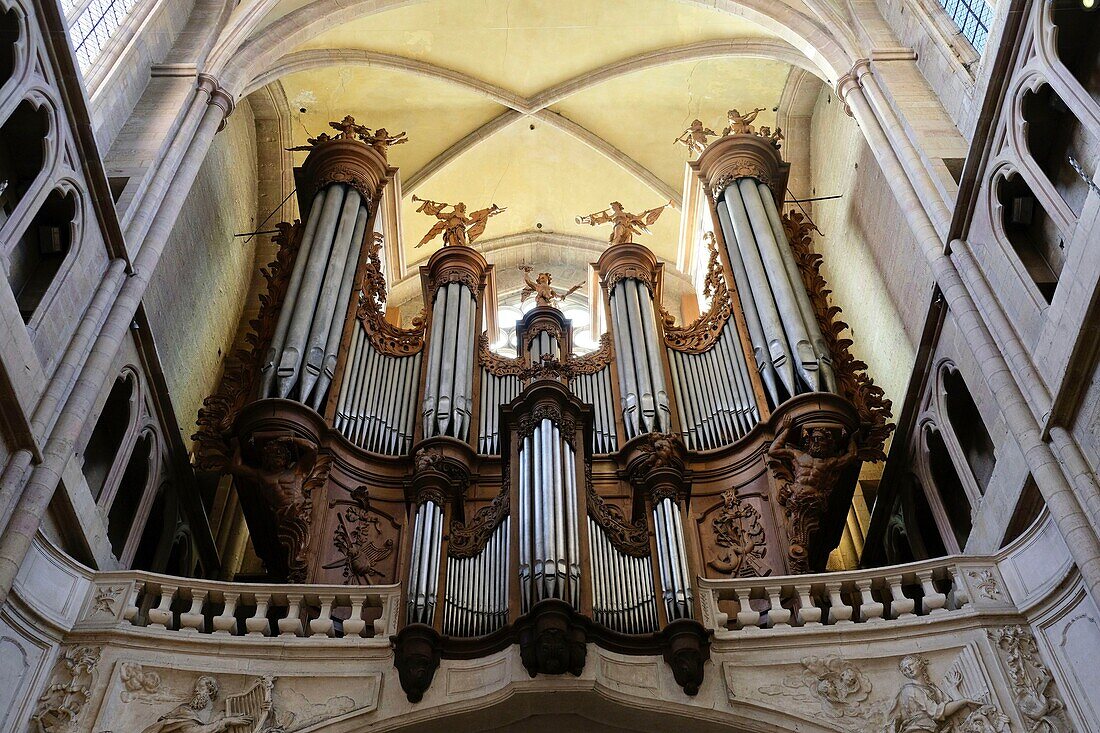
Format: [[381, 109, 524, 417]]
[[988, 626, 1068, 732], [30, 645, 101, 733]]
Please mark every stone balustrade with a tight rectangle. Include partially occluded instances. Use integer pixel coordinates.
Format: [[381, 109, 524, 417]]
[[699, 553, 1023, 634], [71, 570, 401, 642]]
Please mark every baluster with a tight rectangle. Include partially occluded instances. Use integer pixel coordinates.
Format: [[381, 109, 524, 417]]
[[147, 585, 176, 630], [710, 590, 729, 630], [886, 575, 916, 619], [856, 579, 884, 623], [765, 586, 791, 628], [179, 589, 207, 633], [732, 587, 761, 629], [279, 594, 305, 637], [795, 584, 821, 626], [949, 566, 969, 610], [343, 594, 367, 638], [246, 595, 271, 636], [310, 595, 335, 637], [918, 570, 947, 615], [123, 581, 143, 625], [213, 592, 239, 635], [825, 581, 853, 625]]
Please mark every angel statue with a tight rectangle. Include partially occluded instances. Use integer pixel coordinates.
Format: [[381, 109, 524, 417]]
[[576, 200, 673, 245], [412, 196, 506, 248], [722, 107, 766, 135], [675, 119, 718, 155], [329, 114, 371, 140], [519, 266, 585, 308], [365, 127, 408, 155]]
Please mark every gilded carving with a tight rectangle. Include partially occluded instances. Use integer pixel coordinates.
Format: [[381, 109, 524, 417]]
[[479, 333, 524, 377], [576, 200, 673, 245], [519, 266, 584, 308], [782, 210, 895, 460], [661, 232, 733, 353], [708, 489, 768, 577], [988, 626, 1068, 732], [324, 486, 395, 584], [767, 416, 859, 573], [356, 232, 426, 355], [412, 196, 505, 249], [193, 222, 303, 472]]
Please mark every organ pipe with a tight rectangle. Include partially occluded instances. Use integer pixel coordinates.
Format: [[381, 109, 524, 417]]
[[422, 281, 478, 441], [407, 500, 444, 625], [607, 275, 671, 439], [653, 496, 693, 620], [443, 518, 510, 637]]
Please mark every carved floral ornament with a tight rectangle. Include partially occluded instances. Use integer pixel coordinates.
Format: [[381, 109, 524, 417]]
[[479, 333, 525, 377], [567, 332, 614, 374], [661, 232, 733, 354], [428, 264, 482, 302], [325, 485, 395, 584], [708, 489, 768, 577], [987, 626, 1069, 732], [31, 645, 102, 733], [357, 232, 426, 356]]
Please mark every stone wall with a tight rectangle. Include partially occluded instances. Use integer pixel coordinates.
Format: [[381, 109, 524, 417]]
[[143, 100, 258, 448]]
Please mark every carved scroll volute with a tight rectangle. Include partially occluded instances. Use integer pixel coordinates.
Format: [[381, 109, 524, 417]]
[[660, 233, 733, 354], [690, 133, 789, 204], [300, 136, 389, 204]]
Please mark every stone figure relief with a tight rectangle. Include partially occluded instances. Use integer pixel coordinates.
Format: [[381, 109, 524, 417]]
[[518, 265, 584, 308], [988, 626, 1068, 732], [87, 585, 125, 619], [759, 655, 882, 728], [119, 663, 174, 704], [576, 200, 673, 245], [708, 489, 768, 577], [324, 485, 395, 584], [883, 654, 1009, 733], [30, 645, 101, 733], [767, 416, 858, 572], [412, 196, 506, 248], [136, 676, 258, 733]]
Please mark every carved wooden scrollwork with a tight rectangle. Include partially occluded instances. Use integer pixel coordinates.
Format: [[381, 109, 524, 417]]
[[281, 453, 332, 583], [448, 479, 510, 559], [357, 233, 427, 356], [193, 222, 303, 472], [479, 333, 524, 376], [428, 266, 481, 302], [585, 463, 650, 557], [781, 211, 895, 460], [708, 489, 768, 577], [517, 403, 578, 449], [661, 233, 733, 354], [566, 333, 613, 375]]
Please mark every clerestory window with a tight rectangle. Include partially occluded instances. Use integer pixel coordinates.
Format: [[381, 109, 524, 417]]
[[938, 0, 995, 52], [65, 0, 143, 72]]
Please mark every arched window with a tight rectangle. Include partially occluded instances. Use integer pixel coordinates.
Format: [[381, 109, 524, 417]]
[[7, 188, 76, 322], [1050, 0, 1100, 106], [0, 100, 50, 232], [922, 422, 973, 551], [1001, 477, 1045, 548], [941, 365, 997, 495], [884, 474, 949, 564], [82, 372, 136, 500], [131, 486, 172, 572], [1022, 83, 1093, 216], [66, 0, 144, 72], [0, 7, 22, 97], [106, 431, 155, 560], [994, 171, 1062, 302]]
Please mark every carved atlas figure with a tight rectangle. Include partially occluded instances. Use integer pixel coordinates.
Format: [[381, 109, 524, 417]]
[[675, 119, 718, 154], [576, 200, 673, 245], [412, 196, 506, 248], [519, 266, 585, 308]]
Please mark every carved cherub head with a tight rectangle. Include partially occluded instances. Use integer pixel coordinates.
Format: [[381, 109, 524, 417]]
[[610, 201, 624, 213], [453, 202, 467, 215]]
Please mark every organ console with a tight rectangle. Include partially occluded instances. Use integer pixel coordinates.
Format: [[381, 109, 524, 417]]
[[193, 115, 893, 703]]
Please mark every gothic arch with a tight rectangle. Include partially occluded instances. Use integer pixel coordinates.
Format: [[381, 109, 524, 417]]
[[933, 360, 996, 503], [0, 91, 58, 247], [0, 2, 27, 112], [82, 366, 145, 505], [913, 416, 972, 554]]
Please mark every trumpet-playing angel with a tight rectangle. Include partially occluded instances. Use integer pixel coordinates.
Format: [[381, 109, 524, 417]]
[[576, 200, 673, 245], [412, 196, 506, 248]]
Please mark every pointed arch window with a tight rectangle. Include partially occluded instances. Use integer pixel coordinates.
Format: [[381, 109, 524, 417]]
[[65, 0, 144, 72], [938, 0, 995, 52]]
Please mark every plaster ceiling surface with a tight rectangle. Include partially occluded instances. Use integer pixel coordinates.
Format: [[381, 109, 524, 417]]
[[265, 0, 798, 279]]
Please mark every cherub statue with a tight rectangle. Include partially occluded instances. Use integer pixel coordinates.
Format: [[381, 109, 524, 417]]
[[139, 676, 254, 733], [883, 655, 1008, 733], [412, 196, 506, 248], [722, 107, 766, 135], [576, 200, 673, 245], [329, 114, 371, 140], [674, 119, 718, 155], [519, 266, 584, 308], [365, 127, 408, 155], [226, 434, 318, 515], [286, 132, 333, 152]]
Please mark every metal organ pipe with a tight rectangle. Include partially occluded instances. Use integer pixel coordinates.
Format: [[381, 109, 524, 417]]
[[653, 497, 693, 620], [568, 367, 617, 454], [407, 500, 444, 625], [609, 279, 669, 439], [422, 283, 477, 441], [443, 518, 510, 637], [586, 519, 658, 634]]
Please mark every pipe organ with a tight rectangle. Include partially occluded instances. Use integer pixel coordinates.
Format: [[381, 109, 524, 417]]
[[195, 120, 891, 704]]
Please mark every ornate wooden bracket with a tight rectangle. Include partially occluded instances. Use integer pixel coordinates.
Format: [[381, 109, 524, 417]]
[[585, 462, 650, 558], [661, 232, 733, 354], [448, 479, 509, 559], [356, 233, 426, 356]]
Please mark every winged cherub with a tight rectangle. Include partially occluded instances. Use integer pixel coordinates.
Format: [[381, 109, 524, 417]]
[[412, 196, 506, 248], [576, 200, 673, 245], [675, 119, 718, 155], [722, 107, 766, 135], [365, 127, 408, 155], [519, 266, 585, 308]]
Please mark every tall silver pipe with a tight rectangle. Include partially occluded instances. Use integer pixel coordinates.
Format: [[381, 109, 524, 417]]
[[278, 186, 348, 398], [610, 285, 640, 437], [422, 286, 447, 437], [636, 280, 671, 431], [261, 189, 326, 396], [520, 435, 531, 612], [622, 281, 657, 432]]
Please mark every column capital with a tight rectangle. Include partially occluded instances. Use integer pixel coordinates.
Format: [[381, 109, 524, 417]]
[[834, 58, 873, 116], [421, 243, 490, 303], [691, 133, 788, 200], [197, 73, 235, 126]]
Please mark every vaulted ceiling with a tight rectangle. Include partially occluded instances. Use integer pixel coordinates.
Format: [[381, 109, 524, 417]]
[[261, 0, 801, 270]]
